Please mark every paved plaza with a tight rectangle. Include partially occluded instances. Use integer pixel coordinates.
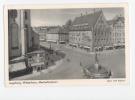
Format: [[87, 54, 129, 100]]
[[20, 42, 126, 80]]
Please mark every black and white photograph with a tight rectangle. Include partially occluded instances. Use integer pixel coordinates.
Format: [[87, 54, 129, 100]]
[[1, 1, 135, 100], [5, 4, 129, 85]]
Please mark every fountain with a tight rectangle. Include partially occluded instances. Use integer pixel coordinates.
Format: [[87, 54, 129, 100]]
[[83, 50, 112, 79]]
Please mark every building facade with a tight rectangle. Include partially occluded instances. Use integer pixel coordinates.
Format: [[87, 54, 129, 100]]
[[46, 26, 69, 44], [69, 10, 112, 52], [113, 16, 125, 48], [31, 28, 40, 50], [8, 10, 39, 60], [59, 28, 69, 44], [33, 27, 47, 41], [108, 16, 125, 48], [46, 27, 59, 43]]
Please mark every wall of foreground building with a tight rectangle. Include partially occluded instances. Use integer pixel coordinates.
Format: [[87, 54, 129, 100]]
[[8, 9, 40, 60]]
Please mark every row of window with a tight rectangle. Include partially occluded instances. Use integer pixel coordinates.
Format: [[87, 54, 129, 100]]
[[114, 24, 124, 28], [94, 32, 111, 36], [70, 32, 90, 36], [113, 38, 125, 42], [113, 29, 124, 33], [71, 25, 91, 30], [70, 37, 81, 41], [113, 33, 125, 37]]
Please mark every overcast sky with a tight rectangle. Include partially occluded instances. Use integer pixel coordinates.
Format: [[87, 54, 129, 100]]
[[31, 8, 124, 27]]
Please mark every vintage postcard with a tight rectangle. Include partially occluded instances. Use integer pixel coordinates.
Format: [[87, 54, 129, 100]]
[[4, 3, 129, 87]]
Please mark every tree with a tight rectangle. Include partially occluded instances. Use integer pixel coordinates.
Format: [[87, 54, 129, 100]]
[[64, 19, 72, 30], [66, 19, 72, 26]]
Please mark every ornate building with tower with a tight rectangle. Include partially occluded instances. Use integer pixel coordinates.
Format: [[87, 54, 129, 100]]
[[69, 10, 112, 52]]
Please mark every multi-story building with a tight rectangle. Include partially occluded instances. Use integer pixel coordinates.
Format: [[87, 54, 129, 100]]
[[108, 16, 125, 48], [33, 27, 48, 41], [46, 26, 69, 44], [69, 10, 112, 52], [113, 16, 125, 48], [59, 28, 69, 44], [8, 10, 39, 60], [46, 27, 60, 43], [31, 28, 40, 49]]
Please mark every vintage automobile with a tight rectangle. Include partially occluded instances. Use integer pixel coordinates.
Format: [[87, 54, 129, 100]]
[[25, 50, 46, 73]]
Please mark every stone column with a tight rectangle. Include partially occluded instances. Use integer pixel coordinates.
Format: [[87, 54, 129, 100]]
[[20, 10, 26, 56]]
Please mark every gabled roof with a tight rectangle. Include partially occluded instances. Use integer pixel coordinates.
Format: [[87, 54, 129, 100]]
[[72, 11, 102, 27], [114, 16, 124, 24], [107, 16, 125, 26]]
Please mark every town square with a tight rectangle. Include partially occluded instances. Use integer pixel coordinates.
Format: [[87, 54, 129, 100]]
[[8, 8, 125, 80]]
